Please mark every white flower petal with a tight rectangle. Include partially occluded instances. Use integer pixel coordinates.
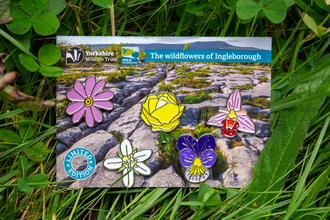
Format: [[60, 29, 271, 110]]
[[103, 158, 122, 170], [185, 168, 209, 183], [134, 162, 151, 176], [123, 168, 134, 188], [120, 139, 133, 156], [133, 150, 152, 162]]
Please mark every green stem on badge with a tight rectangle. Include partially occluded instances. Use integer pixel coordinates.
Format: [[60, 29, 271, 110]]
[[160, 131, 167, 144]]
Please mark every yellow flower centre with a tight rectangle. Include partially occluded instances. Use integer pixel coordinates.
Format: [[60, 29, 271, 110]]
[[189, 158, 205, 176], [122, 154, 136, 168], [226, 109, 237, 121], [84, 97, 93, 107]]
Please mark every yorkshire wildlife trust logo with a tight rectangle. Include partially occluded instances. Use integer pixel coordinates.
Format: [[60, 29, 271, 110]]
[[121, 47, 139, 65], [66, 46, 84, 64], [64, 148, 96, 179]]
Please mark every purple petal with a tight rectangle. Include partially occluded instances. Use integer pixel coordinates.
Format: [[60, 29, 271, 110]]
[[237, 115, 255, 133], [200, 150, 216, 168], [91, 105, 103, 123], [93, 101, 113, 110], [85, 76, 96, 97], [179, 149, 196, 167], [207, 112, 226, 127], [66, 102, 85, 115], [197, 134, 216, 155], [67, 90, 84, 102], [74, 81, 87, 98], [93, 91, 114, 101], [91, 80, 105, 97], [85, 107, 94, 127], [72, 106, 86, 123], [227, 90, 241, 111], [185, 168, 209, 183], [177, 135, 198, 155]]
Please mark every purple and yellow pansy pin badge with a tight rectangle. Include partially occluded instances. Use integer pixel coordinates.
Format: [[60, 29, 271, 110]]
[[66, 76, 114, 127], [177, 134, 217, 183], [207, 90, 255, 138]]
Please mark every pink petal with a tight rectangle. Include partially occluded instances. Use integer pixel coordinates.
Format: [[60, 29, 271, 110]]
[[66, 102, 85, 115], [237, 115, 255, 133], [227, 90, 241, 111], [91, 80, 105, 97], [93, 101, 113, 110], [85, 77, 96, 97], [67, 90, 84, 102], [91, 106, 103, 123], [74, 81, 87, 98], [93, 91, 114, 101], [72, 106, 86, 123], [85, 107, 94, 127], [206, 112, 226, 127]]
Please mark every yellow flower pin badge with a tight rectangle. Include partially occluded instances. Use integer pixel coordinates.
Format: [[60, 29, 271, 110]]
[[141, 92, 185, 143]]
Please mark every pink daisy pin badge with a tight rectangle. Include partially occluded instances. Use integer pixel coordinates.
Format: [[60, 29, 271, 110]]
[[66, 76, 114, 127], [207, 90, 255, 138]]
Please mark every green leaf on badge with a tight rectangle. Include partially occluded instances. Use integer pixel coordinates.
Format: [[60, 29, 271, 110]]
[[25, 142, 49, 162], [236, 0, 260, 20], [19, 121, 35, 140], [26, 174, 49, 189], [44, 0, 66, 15], [18, 177, 32, 192], [21, 0, 47, 17], [263, 0, 287, 23], [39, 66, 64, 77], [5, 9, 31, 35], [38, 44, 61, 66], [19, 54, 40, 72], [33, 12, 60, 36], [92, 0, 113, 8]]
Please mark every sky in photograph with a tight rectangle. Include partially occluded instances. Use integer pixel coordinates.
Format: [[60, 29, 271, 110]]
[[57, 36, 271, 50]]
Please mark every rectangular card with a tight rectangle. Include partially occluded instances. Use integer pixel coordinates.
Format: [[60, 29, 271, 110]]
[[56, 37, 271, 188]]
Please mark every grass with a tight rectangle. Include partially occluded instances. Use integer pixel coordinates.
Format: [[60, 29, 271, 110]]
[[182, 91, 212, 104], [232, 84, 254, 91], [171, 76, 211, 88], [243, 98, 271, 109], [228, 139, 247, 149], [109, 130, 124, 144], [1, 0, 330, 219], [105, 72, 127, 83], [259, 76, 269, 82]]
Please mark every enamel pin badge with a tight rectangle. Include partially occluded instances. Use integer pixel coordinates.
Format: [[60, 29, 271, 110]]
[[65, 76, 114, 127], [177, 134, 217, 183], [207, 90, 255, 138], [140, 92, 185, 143], [103, 139, 152, 188]]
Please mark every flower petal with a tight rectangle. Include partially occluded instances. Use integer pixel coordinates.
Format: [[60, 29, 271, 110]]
[[93, 101, 114, 110], [67, 90, 84, 101], [141, 106, 162, 126], [207, 112, 227, 127], [237, 115, 255, 133], [179, 149, 196, 167], [177, 135, 198, 154], [134, 162, 151, 175], [85, 107, 94, 127], [169, 105, 185, 123], [120, 139, 133, 156], [91, 105, 103, 123], [85, 76, 96, 97], [144, 95, 158, 113], [151, 119, 179, 132], [157, 92, 177, 104], [66, 102, 85, 115], [74, 81, 87, 98], [151, 103, 179, 123], [72, 106, 86, 123], [133, 149, 152, 162], [123, 168, 134, 188], [197, 134, 216, 155], [200, 150, 217, 168], [227, 90, 241, 111], [93, 91, 114, 101], [185, 168, 209, 183], [91, 80, 105, 97], [103, 158, 123, 170]]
